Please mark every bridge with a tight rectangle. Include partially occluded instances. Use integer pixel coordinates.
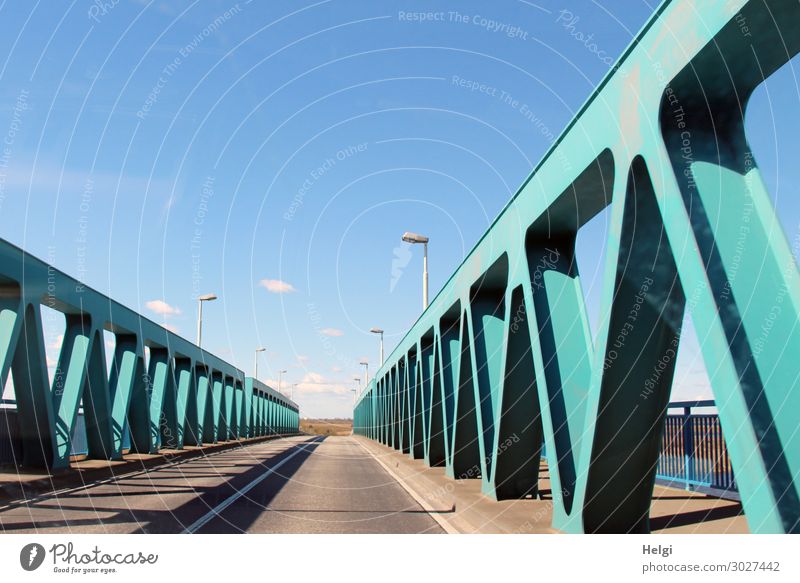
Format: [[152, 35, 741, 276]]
[[1, 0, 799, 535], [354, 0, 800, 534]]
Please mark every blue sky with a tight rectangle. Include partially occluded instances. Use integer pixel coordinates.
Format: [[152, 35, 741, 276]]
[[1, 0, 798, 418]]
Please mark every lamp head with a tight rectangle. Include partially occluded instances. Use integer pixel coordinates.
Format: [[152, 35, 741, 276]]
[[401, 232, 429, 244], [369, 327, 384, 334], [198, 293, 218, 302]]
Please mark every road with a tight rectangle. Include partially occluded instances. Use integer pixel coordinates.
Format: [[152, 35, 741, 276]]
[[0, 436, 444, 534]]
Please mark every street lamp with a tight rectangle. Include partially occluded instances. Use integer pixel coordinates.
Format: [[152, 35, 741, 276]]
[[401, 232, 429, 309], [369, 327, 384, 366], [196, 293, 218, 348], [278, 369, 287, 395], [291, 383, 298, 401], [360, 360, 369, 386], [353, 376, 361, 397], [254, 347, 266, 380]]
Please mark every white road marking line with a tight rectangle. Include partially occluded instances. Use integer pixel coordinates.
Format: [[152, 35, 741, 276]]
[[182, 438, 316, 534], [353, 437, 460, 535]]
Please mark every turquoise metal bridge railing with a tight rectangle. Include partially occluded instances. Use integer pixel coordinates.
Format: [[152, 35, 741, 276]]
[[355, 0, 800, 533], [0, 237, 299, 470]]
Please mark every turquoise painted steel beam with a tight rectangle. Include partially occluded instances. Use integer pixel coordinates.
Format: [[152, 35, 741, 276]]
[[174, 358, 194, 448], [193, 367, 211, 446], [51, 316, 95, 468], [107, 334, 143, 458], [244, 378, 255, 437], [182, 365, 202, 447], [147, 348, 172, 453]]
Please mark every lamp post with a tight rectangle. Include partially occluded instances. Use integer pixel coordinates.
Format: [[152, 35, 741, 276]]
[[360, 360, 369, 387], [401, 232, 429, 309], [196, 293, 218, 348], [254, 347, 266, 380], [369, 327, 384, 366], [291, 383, 298, 401], [278, 369, 287, 395], [353, 376, 361, 398]]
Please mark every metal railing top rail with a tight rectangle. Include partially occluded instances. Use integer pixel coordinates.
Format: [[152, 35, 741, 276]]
[[666, 399, 716, 410]]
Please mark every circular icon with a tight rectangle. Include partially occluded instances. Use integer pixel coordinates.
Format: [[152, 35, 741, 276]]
[[19, 543, 46, 571]]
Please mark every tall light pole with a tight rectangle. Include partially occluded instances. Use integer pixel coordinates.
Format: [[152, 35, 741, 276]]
[[196, 293, 218, 348], [360, 360, 369, 387], [254, 347, 266, 380], [278, 369, 287, 395], [402, 232, 429, 309], [353, 376, 361, 398], [370, 327, 384, 366], [291, 383, 298, 401]]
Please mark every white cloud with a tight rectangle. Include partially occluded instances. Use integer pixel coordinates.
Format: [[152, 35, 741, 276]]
[[263, 372, 353, 398], [320, 328, 344, 337], [259, 279, 296, 294], [306, 372, 325, 383], [292, 372, 352, 396], [145, 300, 181, 317]]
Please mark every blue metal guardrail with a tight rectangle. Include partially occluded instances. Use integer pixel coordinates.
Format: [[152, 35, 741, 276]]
[[538, 400, 736, 498], [656, 400, 737, 497], [0, 237, 300, 470], [354, 0, 800, 533]]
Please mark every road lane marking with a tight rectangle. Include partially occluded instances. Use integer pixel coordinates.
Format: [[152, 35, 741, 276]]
[[182, 438, 317, 534], [353, 437, 460, 534]]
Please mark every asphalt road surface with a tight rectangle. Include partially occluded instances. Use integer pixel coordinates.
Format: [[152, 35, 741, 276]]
[[0, 436, 444, 534]]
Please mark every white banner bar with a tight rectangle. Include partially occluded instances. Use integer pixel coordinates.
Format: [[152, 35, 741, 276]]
[[1, 534, 796, 581]]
